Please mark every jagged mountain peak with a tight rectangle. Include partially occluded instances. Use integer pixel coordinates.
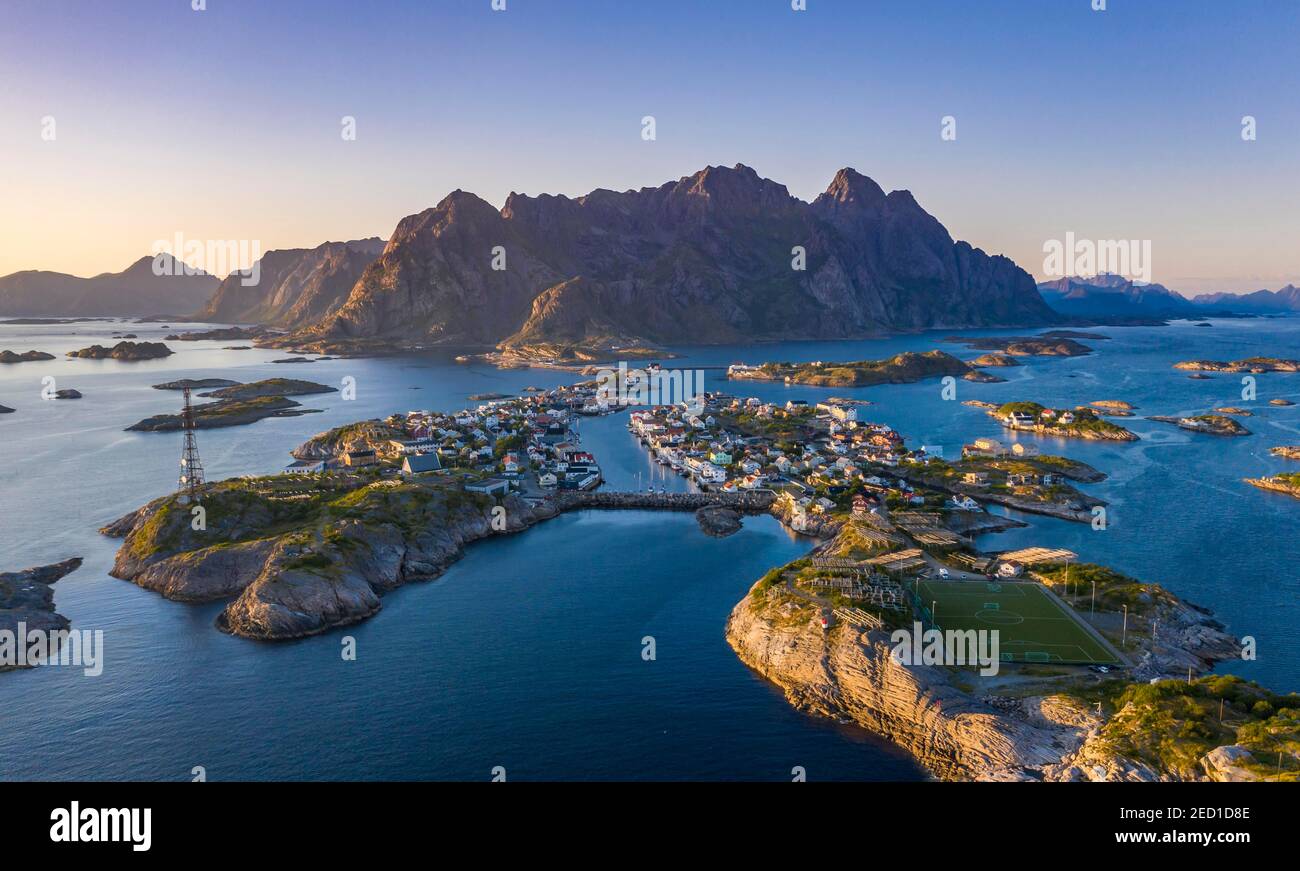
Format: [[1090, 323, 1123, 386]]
[[282, 165, 1054, 348], [821, 167, 888, 207]]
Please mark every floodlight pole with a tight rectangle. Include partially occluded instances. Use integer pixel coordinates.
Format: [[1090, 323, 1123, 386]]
[[1121, 604, 1128, 649]]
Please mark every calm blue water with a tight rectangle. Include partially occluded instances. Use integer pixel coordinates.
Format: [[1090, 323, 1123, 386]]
[[0, 316, 1296, 779]]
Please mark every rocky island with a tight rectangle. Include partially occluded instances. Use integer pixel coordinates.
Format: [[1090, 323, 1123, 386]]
[[1270, 446, 1300, 460], [1245, 473, 1300, 499], [165, 326, 270, 342], [101, 476, 561, 639], [728, 350, 999, 387], [990, 402, 1139, 441], [195, 378, 336, 401], [1147, 414, 1251, 436], [152, 378, 242, 391], [1174, 357, 1300, 373], [945, 335, 1094, 357], [67, 341, 173, 361], [126, 396, 317, 431], [0, 349, 55, 364], [695, 505, 744, 537], [128, 379, 335, 431], [725, 519, 1292, 781]]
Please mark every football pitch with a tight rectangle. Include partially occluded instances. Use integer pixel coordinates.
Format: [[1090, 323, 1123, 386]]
[[916, 579, 1122, 666]]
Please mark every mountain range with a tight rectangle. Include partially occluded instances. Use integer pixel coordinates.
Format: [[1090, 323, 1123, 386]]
[[270, 164, 1055, 352], [0, 255, 217, 317], [1038, 274, 1300, 320]]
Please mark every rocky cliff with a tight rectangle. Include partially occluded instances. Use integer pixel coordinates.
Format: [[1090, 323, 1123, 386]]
[[101, 479, 560, 640], [280, 165, 1055, 351], [726, 568, 1273, 781], [198, 238, 385, 326]]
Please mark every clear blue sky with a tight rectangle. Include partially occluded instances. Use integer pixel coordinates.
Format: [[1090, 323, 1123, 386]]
[[2, 0, 1296, 293]]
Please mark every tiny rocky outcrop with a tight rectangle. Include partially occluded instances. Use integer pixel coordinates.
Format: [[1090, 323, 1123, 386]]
[[695, 505, 743, 537], [67, 341, 173, 361]]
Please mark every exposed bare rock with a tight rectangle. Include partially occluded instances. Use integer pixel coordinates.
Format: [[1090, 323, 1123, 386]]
[[270, 164, 1054, 352], [0, 558, 83, 669]]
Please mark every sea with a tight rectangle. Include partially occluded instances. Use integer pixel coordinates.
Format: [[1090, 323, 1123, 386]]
[[0, 316, 1296, 780]]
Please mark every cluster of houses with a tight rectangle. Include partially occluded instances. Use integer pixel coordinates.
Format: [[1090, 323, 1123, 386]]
[[628, 392, 978, 529], [285, 380, 608, 494], [1003, 407, 1079, 430]]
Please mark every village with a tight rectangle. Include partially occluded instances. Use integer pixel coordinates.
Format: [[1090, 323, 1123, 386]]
[[264, 370, 1131, 666], [280, 378, 615, 498], [621, 389, 1134, 664]]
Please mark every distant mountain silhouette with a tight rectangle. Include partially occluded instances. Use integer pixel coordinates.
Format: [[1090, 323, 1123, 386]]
[[0, 255, 217, 317]]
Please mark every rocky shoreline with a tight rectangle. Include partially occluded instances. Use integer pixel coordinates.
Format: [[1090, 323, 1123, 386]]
[[725, 537, 1251, 781], [1147, 414, 1251, 436], [0, 558, 83, 671], [100, 483, 776, 641]]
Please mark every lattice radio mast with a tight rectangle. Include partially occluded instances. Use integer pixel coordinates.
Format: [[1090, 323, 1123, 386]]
[[178, 386, 205, 499]]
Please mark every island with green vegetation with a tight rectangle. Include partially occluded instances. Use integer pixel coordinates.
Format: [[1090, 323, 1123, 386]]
[[726, 515, 1295, 781], [892, 454, 1107, 522], [1147, 414, 1251, 436], [196, 378, 336, 400], [152, 378, 241, 391], [945, 334, 1095, 357], [100, 474, 560, 639], [727, 350, 999, 387], [991, 401, 1139, 441], [1246, 472, 1300, 499], [127, 379, 335, 431]]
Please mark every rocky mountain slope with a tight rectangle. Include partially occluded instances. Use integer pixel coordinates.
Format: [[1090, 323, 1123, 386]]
[[279, 164, 1055, 351], [197, 238, 384, 326], [0, 255, 217, 317]]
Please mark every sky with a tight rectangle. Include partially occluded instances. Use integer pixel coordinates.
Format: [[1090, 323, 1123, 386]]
[[1, 0, 1297, 294]]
